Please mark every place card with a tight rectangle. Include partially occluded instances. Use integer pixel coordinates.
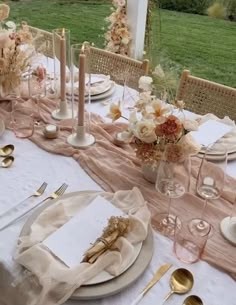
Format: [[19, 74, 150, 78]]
[[190, 119, 233, 147], [43, 196, 124, 268]]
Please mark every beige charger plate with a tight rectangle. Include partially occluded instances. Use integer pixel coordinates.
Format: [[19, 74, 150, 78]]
[[20, 190, 154, 300], [198, 151, 236, 161]]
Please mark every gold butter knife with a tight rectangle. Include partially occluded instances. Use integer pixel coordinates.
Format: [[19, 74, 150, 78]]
[[130, 263, 172, 305]]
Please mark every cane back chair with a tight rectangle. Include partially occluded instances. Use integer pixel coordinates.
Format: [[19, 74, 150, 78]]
[[84, 44, 149, 90], [27, 29, 149, 90], [28, 26, 53, 58], [176, 70, 236, 121]]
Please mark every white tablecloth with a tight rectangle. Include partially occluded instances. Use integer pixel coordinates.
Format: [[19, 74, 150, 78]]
[[0, 92, 236, 305]]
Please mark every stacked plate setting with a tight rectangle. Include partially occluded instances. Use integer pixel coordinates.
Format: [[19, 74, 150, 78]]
[[70, 74, 115, 103]]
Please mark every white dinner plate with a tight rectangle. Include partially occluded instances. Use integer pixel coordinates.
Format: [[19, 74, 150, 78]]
[[19, 190, 154, 300], [66, 82, 115, 103], [197, 119, 236, 160], [198, 151, 236, 161], [87, 82, 115, 102], [87, 80, 112, 97]]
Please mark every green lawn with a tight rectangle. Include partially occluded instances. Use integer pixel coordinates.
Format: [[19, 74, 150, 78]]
[[151, 9, 236, 88], [8, 0, 236, 88]]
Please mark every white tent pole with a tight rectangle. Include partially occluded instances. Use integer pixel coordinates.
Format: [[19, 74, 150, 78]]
[[126, 0, 148, 60]]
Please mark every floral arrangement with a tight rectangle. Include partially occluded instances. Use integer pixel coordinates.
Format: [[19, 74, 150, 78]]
[[104, 0, 131, 56], [108, 76, 201, 164], [0, 4, 33, 97]]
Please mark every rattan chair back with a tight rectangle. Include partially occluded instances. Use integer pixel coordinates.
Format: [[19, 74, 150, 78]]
[[176, 70, 236, 121], [85, 45, 149, 90], [28, 26, 53, 58]]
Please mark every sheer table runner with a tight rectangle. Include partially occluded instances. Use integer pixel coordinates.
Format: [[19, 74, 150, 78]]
[[0, 98, 235, 280]]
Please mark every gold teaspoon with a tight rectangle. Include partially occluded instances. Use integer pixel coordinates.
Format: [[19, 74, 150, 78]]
[[183, 295, 203, 305], [0, 144, 14, 157], [1, 156, 14, 168], [162, 268, 194, 304]]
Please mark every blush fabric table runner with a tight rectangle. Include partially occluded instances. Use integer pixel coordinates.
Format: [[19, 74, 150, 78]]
[[0, 86, 235, 304]]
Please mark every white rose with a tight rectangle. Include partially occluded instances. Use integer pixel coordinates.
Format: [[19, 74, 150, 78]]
[[5, 21, 16, 31], [133, 120, 157, 143], [0, 4, 10, 21], [179, 133, 201, 156], [183, 119, 199, 131], [139, 76, 153, 92]]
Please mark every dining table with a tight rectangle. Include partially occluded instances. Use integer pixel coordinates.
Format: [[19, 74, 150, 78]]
[[0, 67, 236, 305]]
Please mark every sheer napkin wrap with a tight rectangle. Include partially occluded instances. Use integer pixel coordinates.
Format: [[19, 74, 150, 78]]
[[5, 188, 150, 305]]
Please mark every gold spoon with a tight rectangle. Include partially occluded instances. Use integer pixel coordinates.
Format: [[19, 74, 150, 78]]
[[183, 295, 203, 305], [162, 268, 194, 303], [0, 144, 14, 157], [1, 156, 14, 168]]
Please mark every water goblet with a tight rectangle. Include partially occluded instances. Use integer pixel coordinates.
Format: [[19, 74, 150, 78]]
[[153, 156, 191, 237], [12, 103, 34, 138], [174, 219, 211, 264], [6, 71, 31, 130], [189, 145, 227, 236]]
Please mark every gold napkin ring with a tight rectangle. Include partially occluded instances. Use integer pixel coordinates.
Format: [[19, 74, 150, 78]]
[[97, 237, 110, 248]]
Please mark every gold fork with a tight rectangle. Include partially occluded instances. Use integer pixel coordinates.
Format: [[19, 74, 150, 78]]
[[0, 183, 68, 231], [28, 182, 48, 199], [42, 183, 68, 202]]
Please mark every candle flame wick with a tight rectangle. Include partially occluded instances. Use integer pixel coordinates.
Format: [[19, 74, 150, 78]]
[[81, 44, 85, 54], [62, 28, 65, 38]]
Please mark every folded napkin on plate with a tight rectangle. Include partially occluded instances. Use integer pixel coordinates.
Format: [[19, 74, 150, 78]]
[[88, 76, 111, 96], [197, 113, 236, 151], [65, 74, 112, 97], [9, 187, 150, 305]]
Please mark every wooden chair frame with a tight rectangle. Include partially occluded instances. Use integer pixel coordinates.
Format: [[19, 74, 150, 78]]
[[27, 27, 149, 90], [28, 25, 53, 58], [85, 44, 149, 90], [176, 70, 236, 121]]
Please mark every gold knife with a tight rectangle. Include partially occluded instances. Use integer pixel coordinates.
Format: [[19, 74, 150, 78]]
[[130, 263, 172, 305]]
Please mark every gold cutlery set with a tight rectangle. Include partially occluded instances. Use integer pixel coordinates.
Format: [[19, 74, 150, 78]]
[[0, 182, 68, 231], [131, 264, 203, 305], [0, 144, 14, 168]]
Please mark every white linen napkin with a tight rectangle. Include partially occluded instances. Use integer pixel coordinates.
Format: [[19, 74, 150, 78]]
[[7, 187, 150, 305], [197, 114, 236, 152]]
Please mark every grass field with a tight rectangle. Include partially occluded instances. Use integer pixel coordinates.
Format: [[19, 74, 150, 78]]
[[8, 0, 236, 88]]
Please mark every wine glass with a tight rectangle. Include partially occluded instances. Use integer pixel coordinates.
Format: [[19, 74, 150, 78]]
[[7, 70, 31, 130], [189, 145, 227, 236], [122, 71, 139, 110], [28, 63, 47, 125], [154, 157, 191, 237]]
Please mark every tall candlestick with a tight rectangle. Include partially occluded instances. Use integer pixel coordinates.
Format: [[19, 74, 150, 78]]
[[60, 28, 66, 102], [51, 28, 72, 120], [78, 48, 85, 126], [67, 42, 95, 148]]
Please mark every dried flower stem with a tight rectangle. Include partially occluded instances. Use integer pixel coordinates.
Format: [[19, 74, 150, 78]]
[[82, 216, 130, 264]]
